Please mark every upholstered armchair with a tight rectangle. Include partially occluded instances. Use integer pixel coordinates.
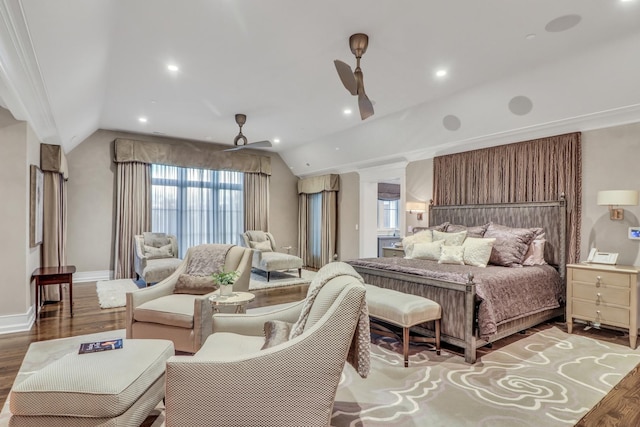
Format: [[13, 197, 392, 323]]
[[242, 230, 303, 281], [164, 262, 369, 427], [126, 244, 253, 353], [133, 232, 182, 285]]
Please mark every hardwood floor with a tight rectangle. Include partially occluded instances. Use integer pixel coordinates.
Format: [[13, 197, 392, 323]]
[[1, 282, 638, 425]]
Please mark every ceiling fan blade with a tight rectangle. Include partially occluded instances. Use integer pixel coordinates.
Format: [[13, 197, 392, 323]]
[[334, 60, 357, 95], [223, 140, 272, 152], [358, 93, 374, 120]]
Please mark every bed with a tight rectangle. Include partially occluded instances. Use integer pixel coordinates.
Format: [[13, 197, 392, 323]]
[[349, 199, 567, 363]]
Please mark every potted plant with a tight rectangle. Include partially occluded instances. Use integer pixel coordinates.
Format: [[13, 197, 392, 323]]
[[212, 270, 239, 296]]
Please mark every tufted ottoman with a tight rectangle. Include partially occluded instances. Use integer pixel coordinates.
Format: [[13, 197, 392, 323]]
[[9, 339, 174, 426], [365, 284, 441, 367]]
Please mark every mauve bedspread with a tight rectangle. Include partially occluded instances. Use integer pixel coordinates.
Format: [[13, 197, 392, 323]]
[[348, 257, 563, 338]]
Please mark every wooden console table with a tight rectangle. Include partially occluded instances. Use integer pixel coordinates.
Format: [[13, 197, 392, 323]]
[[32, 265, 76, 318]]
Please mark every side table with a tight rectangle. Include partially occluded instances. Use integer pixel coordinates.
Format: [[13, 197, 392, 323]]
[[209, 291, 255, 314], [31, 265, 76, 318]]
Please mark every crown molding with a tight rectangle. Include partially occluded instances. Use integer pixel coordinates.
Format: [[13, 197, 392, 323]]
[[0, 0, 59, 143]]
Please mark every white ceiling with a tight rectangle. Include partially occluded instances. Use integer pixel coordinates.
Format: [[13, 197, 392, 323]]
[[0, 0, 639, 176]]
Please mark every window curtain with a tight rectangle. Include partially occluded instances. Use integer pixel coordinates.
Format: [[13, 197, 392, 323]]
[[244, 172, 270, 232], [433, 132, 581, 263], [298, 174, 339, 268], [151, 164, 244, 255], [114, 162, 151, 279], [40, 144, 69, 302]]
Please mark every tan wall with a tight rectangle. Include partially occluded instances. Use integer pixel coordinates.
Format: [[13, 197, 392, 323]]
[[581, 122, 640, 266], [0, 108, 40, 321], [405, 158, 433, 233], [337, 172, 359, 261], [66, 130, 299, 274]]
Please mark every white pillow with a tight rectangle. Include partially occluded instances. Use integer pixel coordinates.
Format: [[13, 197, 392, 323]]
[[523, 239, 547, 266], [433, 230, 467, 246], [144, 243, 173, 259], [462, 237, 496, 268], [410, 240, 445, 261], [250, 240, 273, 252], [438, 245, 465, 265], [402, 230, 433, 258]]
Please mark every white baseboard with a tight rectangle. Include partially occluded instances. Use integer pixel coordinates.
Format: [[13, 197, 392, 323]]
[[74, 270, 113, 283], [0, 306, 35, 335]]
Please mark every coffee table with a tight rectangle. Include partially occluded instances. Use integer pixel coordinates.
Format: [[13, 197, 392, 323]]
[[209, 291, 255, 313]]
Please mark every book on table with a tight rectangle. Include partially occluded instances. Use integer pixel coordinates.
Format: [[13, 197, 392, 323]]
[[78, 338, 123, 354]]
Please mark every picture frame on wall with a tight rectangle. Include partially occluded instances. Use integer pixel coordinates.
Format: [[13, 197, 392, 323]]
[[29, 164, 44, 247]]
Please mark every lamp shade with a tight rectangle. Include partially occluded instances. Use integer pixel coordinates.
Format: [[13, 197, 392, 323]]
[[406, 202, 426, 212], [597, 190, 639, 206]]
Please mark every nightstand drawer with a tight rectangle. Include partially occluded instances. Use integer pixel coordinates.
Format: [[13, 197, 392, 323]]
[[572, 282, 630, 306], [572, 300, 629, 326], [382, 247, 404, 258], [572, 269, 630, 288]]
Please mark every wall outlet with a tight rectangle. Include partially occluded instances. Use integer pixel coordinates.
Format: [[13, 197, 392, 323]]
[[355, 224, 358, 231]]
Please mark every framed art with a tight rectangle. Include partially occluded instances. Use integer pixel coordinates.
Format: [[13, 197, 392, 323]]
[[29, 164, 44, 247]]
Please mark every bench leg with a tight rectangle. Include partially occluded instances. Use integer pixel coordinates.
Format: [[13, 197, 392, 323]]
[[298, 268, 302, 278], [267, 271, 270, 282], [403, 327, 409, 367]]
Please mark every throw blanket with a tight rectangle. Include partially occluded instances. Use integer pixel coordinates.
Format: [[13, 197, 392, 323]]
[[289, 262, 370, 378], [186, 244, 235, 276]]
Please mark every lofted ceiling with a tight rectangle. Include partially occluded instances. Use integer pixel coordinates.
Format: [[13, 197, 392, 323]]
[[0, 0, 639, 177]]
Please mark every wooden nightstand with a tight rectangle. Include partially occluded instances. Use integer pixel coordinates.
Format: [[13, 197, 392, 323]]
[[382, 247, 405, 258], [566, 263, 639, 349]]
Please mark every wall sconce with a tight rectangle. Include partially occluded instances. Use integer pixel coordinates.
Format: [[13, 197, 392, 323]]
[[406, 202, 427, 221], [597, 190, 639, 220]]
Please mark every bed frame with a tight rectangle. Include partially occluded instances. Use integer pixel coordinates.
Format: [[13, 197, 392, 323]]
[[353, 198, 567, 363]]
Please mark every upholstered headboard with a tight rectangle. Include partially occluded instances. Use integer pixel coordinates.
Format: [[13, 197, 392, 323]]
[[416, 199, 567, 280]]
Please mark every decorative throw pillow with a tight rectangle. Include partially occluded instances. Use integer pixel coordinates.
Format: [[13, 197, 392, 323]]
[[402, 230, 433, 257], [410, 240, 444, 261], [174, 274, 217, 295], [438, 245, 465, 265], [447, 223, 490, 238], [523, 239, 548, 266], [432, 230, 467, 246], [484, 223, 536, 267], [250, 240, 273, 252], [144, 243, 173, 259], [143, 232, 170, 248], [261, 320, 292, 350], [462, 237, 496, 268]]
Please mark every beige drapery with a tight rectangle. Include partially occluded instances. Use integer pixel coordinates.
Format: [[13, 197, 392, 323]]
[[40, 144, 69, 301], [114, 162, 151, 279], [298, 174, 339, 268], [433, 132, 581, 263], [244, 173, 270, 232]]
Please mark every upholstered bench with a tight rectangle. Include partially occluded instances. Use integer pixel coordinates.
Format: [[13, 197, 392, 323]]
[[9, 339, 174, 426], [365, 284, 441, 367]]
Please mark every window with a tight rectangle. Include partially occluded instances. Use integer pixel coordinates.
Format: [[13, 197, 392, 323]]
[[151, 164, 244, 256], [377, 199, 399, 230]]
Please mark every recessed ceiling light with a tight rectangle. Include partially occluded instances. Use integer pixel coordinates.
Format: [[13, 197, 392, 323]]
[[138, 117, 148, 123], [343, 108, 352, 115], [167, 64, 179, 72], [435, 69, 447, 78], [273, 138, 281, 144], [335, 147, 340, 151]]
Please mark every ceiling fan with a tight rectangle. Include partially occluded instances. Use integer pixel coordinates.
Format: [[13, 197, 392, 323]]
[[223, 113, 272, 151], [334, 33, 374, 120]]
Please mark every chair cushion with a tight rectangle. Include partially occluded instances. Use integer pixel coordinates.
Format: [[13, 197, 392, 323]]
[[196, 332, 264, 359], [134, 294, 198, 328], [10, 339, 174, 418], [256, 252, 303, 272], [250, 240, 273, 252], [143, 257, 183, 283]]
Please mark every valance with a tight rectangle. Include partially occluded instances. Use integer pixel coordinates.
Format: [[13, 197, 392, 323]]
[[378, 183, 400, 201], [40, 144, 69, 179], [114, 138, 271, 175], [297, 174, 340, 194]]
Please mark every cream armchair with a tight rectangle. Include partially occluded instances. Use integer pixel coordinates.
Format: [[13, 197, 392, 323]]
[[133, 233, 182, 285], [242, 230, 303, 281], [164, 262, 369, 427], [126, 244, 253, 353]]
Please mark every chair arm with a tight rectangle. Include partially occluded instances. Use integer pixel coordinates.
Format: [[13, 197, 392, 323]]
[[193, 294, 214, 350], [212, 300, 303, 336]]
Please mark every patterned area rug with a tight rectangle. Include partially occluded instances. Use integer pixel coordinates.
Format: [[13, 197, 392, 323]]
[[248, 268, 315, 290], [96, 279, 139, 308], [2, 327, 638, 426]]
